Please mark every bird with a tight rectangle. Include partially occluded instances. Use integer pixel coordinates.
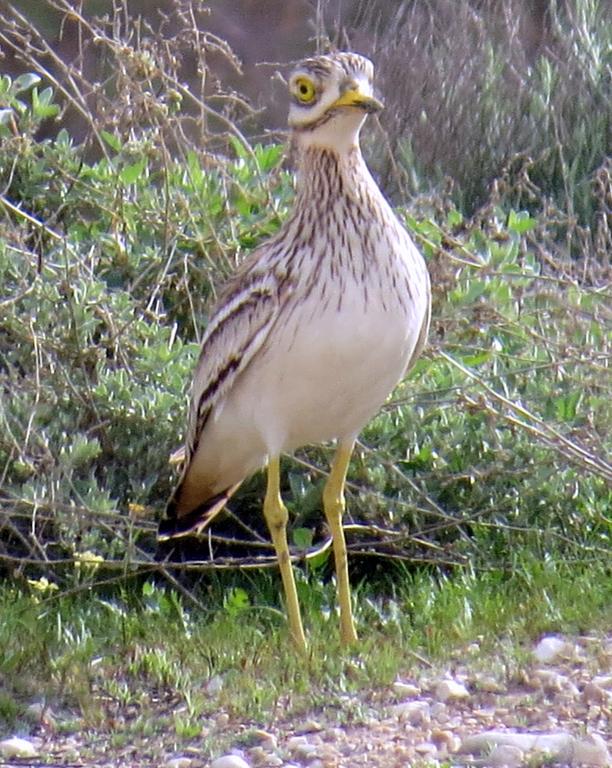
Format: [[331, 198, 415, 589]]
[[158, 51, 431, 651]]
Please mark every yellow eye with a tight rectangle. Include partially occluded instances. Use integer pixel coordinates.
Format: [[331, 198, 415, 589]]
[[293, 76, 317, 104]]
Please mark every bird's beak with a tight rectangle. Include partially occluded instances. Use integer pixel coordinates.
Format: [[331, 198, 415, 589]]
[[332, 88, 384, 114]]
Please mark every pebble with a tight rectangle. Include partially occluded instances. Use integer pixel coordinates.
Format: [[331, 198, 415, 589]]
[[533, 668, 580, 696], [460, 729, 611, 765], [251, 730, 277, 750], [435, 678, 470, 702], [247, 746, 267, 765], [582, 681, 610, 704], [414, 741, 437, 756], [569, 733, 611, 767], [431, 728, 459, 753], [592, 674, 612, 690], [391, 699, 430, 725], [215, 712, 230, 728], [392, 681, 420, 697], [0, 737, 39, 758], [293, 742, 319, 761], [210, 756, 250, 768], [165, 758, 193, 768], [430, 701, 449, 722], [488, 744, 524, 767], [533, 635, 570, 663]]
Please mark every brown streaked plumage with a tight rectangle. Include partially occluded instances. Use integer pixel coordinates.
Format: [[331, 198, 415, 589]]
[[159, 52, 431, 651]]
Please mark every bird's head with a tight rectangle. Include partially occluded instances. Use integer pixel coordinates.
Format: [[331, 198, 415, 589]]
[[287, 52, 383, 153]]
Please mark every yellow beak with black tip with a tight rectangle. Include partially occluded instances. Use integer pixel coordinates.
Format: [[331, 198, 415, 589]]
[[332, 88, 384, 114]]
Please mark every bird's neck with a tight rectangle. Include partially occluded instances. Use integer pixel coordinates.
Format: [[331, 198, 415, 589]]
[[293, 143, 374, 208]]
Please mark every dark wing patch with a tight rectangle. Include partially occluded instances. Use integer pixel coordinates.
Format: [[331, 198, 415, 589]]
[[184, 267, 290, 463]]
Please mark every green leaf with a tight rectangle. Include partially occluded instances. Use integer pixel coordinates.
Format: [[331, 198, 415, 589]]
[[120, 159, 147, 184], [508, 209, 537, 234], [292, 527, 314, 550], [31, 87, 60, 119], [13, 73, 41, 94], [447, 208, 463, 227], [101, 130, 122, 152], [224, 587, 250, 618], [461, 350, 492, 367]]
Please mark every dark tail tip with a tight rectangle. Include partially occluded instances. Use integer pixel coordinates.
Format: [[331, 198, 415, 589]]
[[157, 485, 239, 541]]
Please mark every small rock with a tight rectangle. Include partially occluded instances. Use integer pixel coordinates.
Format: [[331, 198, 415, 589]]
[[430, 701, 449, 722], [166, 758, 193, 768], [0, 737, 39, 759], [488, 744, 524, 767], [414, 741, 438, 756], [393, 681, 420, 697], [582, 681, 610, 704], [295, 719, 323, 734], [569, 734, 611, 767], [293, 742, 319, 761], [214, 712, 230, 729], [475, 675, 505, 693], [247, 746, 267, 765], [390, 699, 430, 726], [435, 678, 470, 702], [263, 756, 282, 767], [460, 730, 576, 758], [592, 674, 612, 690], [250, 730, 277, 750], [431, 728, 460, 753], [534, 669, 580, 696], [210, 756, 250, 768], [533, 635, 570, 663], [286, 736, 308, 753]]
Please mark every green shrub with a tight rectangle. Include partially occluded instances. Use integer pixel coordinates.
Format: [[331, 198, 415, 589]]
[[0, 2, 609, 589]]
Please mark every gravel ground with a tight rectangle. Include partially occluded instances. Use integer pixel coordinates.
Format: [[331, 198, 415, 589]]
[[2, 633, 610, 767]]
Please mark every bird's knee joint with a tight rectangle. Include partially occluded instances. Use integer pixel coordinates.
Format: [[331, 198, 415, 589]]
[[323, 488, 345, 518], [264, 498, 289, 530]]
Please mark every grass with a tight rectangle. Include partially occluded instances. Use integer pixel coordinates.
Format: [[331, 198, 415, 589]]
[[1, 559, 610, 741]]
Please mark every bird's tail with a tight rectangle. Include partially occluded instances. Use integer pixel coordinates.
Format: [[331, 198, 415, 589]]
[[158, 483, 241, 541]]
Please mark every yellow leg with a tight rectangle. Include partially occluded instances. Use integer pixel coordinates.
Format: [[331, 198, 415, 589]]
[[263, 456, 307, 652], [323, 440, 358, 646]]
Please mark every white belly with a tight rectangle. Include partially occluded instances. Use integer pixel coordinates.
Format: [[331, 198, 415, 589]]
[[195, 272, 428, 494]]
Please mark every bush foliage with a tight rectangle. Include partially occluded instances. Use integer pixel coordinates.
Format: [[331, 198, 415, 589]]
[[0, 1, 610, 590]]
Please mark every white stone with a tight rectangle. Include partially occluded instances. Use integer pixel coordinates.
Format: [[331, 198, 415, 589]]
[[393, 680, 420, 697], [414, 741, 437, 755], [459, 730, 596, 760], [293, 742, 319, 761], [166, 758, 193, 768], [488, 744, 524, 767], [435, 678, 470, 702], [533, 635, 570, 663], [210, 756, 250, 768], [592, 674, 612, 690], [570, 734, 611, 767], [0, 737, 39, 759], [286, 736, 308, 752], [534, 669, 580, 696], [263, 756, 282, 767]]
